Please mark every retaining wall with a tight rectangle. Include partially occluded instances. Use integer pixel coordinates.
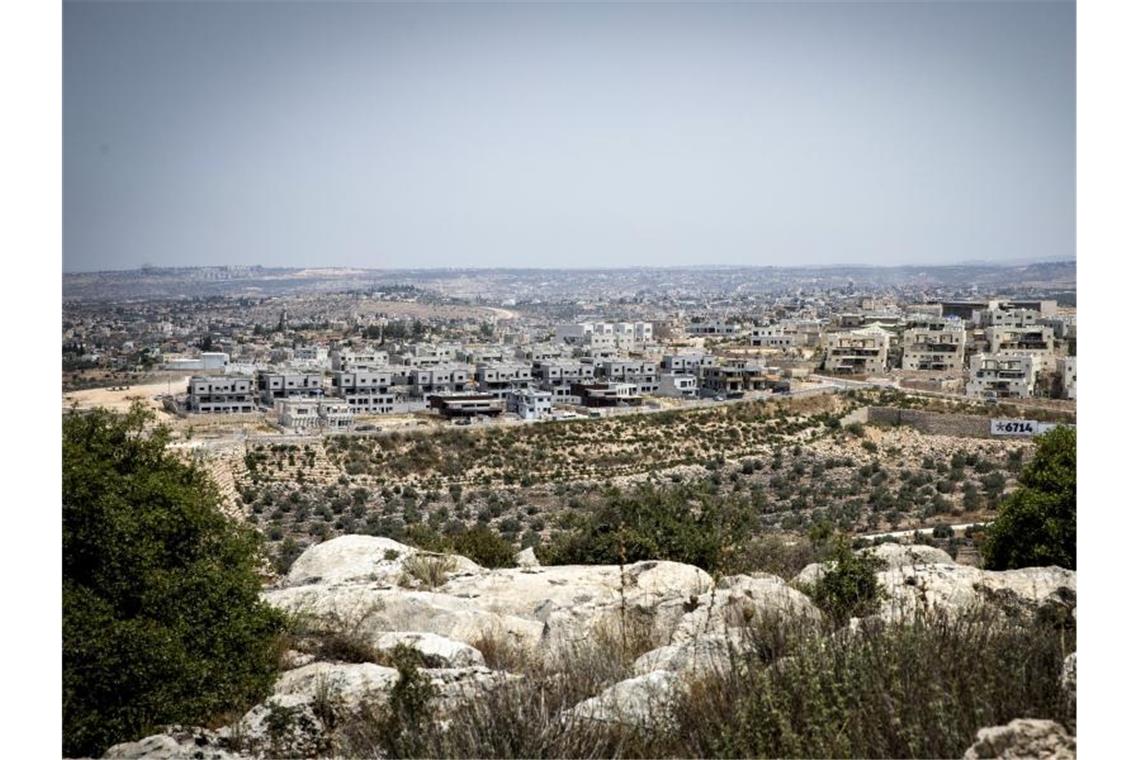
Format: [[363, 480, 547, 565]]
[[866, 406, 993, 439]]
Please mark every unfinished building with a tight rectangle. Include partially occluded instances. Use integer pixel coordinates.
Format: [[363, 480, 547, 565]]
[[186, 376, 256, 413], [331, 369, 397, 413]]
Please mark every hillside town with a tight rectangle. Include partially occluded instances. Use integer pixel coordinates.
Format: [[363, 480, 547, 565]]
[[63, 265, 1075, 434]]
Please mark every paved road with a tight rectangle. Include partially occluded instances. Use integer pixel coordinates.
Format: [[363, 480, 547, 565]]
[[858, 521, 990, 541]]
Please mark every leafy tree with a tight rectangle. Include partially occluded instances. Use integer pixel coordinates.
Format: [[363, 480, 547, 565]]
[[63, 405, 285, 757], [982, 426, 1076, 570]]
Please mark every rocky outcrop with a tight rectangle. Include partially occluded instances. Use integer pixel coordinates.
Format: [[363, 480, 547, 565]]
[[284, 534, 480, 587], [372, 631, 485, 668], [632, 631, 744, 676], [100, 535, 1078, 758], [563, 670, 680, 730], [102, 732, 240, 760], [875, 563, 1075, 624], [795, 543, 1074, 626], [962, 718, 1075, 759]]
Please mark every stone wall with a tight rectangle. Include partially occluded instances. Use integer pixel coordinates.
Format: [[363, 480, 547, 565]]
[[867, 406, 993, 438]]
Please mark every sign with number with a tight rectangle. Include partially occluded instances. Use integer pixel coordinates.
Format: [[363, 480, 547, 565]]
[[990, 419, 1039, 436]]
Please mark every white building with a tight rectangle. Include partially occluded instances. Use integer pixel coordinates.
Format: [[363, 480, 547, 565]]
[[750, 325, 804, 349], [330, 348, 389, 371], [966, 354, 1039, 399], [823, 328, 890, 375], [985, 326, 1055, 357], [506, 388, 553, 420], [901, 325, 966, 372]]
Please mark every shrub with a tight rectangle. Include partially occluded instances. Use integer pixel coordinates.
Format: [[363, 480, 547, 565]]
[[63, 405, 285, 757], [398, 553, 458, 589], [538, 483, 758, 573], [983, 426, 1076, 570], [448, 525, 516, 569], [803, 537, 886, 626]]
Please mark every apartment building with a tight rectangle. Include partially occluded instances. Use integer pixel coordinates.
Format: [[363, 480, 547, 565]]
[[186, 376, 256, 413], [700, 360, 768, 399], [823, 328, 890, 375], [685, 319, 741, 336], [661, 352, 716, 377], [1039, 315, 1077, 340], [164, 351, 231, 372], [331, 369, 396, 413], [901, 325, 966, 372], [750, 325, 804, 349], [407, 365, 471, 396], [975, 307, 1040, 329], [506, 388, 553, 420], [534, 360, 593, 400], [256, 371, 324, 406], [274, 398, 323, 432], [966, 354, 1038, 399], [555, 321, 654, 344], [596, 360, 660, 394], [985, 326, 1055, 357], [476, 362, 533, 399], [293, 345, 329, 364], [330, 348, 389, 371], [515, 342, 570, 362]]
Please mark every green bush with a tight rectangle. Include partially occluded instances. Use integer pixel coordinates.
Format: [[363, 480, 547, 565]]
[[537, 483, 758, 573], [63, 406, 286, 757], [983, 426, 1076, 570], [804, 537, 886, 626]]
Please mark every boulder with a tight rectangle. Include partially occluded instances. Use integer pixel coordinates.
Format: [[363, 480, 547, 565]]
[[666, 572, 821, 645], [102, 732, 242, 759], [794, 543, 952, 588], [372, 631, 485, 668], [962, 718, 1075, 759], [263, 585, 545, 651], [515, 547, 540, 568], [283, 535, 481, 587], [874, 563, 1075, 624], [564, 670, 680, 730], [632, 632, 745, 677]]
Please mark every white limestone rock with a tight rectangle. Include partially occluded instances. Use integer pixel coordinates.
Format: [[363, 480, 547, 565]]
[[962, 718, 1075, 759], [372, 631, 486, 668], [564, 670, 681, 730], [283, 535, 481, 587]]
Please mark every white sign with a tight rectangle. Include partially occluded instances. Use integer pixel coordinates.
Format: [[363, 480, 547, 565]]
[[991, 419, 1041, 436]]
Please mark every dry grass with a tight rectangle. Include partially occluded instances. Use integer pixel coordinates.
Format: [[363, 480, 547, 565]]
[[398, 553, 459, 589]]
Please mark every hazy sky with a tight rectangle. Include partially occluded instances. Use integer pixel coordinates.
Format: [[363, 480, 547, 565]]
[[64, 1, 1074, 273]]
